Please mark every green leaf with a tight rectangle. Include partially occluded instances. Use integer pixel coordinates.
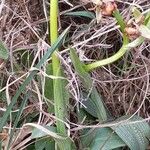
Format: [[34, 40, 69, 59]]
[[77, 108, 96, 124], [29, 122, 76, 150], [31, 126, 56, 139], [70, 48, 107, 122], [81, 91, 107, 119], [8, 92, 29, 148], [27, 145, 35, 150], [0, 40, 8, 60], [90, 128, 126, 150], [111, 115, 150, 150], [33, 133, 56, 150], [144, 12, 150, 25], [132, 7, 143, 23], [113, 10, 126, 32], [0, 26, 70, 132], [0, 141, 2, 150], [44, 63, 54, 113], [53, 67, 73, 150], [138, 25, 150, 39], [82, 115, 150, 150], [53, 67, 70, 132], [45, 140, 55, 150], [44, 63, 53, 100], [58, 68, 70, 107], [0, 91, 6, 102], [64, 11, 95, 19], [81, 129, 97, 148], [35, 139, 48, 150]]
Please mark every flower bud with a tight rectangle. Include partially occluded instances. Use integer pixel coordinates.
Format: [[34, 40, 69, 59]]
[[102, 2, 117, 16]]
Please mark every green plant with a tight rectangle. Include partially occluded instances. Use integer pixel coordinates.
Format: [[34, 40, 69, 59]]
[[1, 1, 150, 150], [0, 27, 70, 149], [84, 8, 150, 71], [69, 6, 150, 150], [49, 0, 72, 149], [0, 40, 8, 60]]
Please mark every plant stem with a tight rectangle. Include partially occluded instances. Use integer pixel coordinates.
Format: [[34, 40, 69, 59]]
[[85, 35, 129, 71], [85, 10, 150, 71], [85, 10, 129, 71], [50, 0, 59, 74], [50, 0, 66, 137], [50, 2, 73, 150]]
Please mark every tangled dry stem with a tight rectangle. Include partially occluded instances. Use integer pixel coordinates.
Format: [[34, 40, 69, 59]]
[[0, 0, 150, 149]]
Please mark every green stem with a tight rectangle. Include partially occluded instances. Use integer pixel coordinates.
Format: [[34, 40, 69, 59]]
[[50, 1, 73, 149], [50, 0, 59, 74], [85, 35, 129, 71], [50, 0, 66, 137], [50, 2, 73, 150], [85, 10, 150, 71], [85, 10, 129, 71]]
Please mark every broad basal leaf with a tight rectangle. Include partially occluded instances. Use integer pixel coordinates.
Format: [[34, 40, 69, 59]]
[[35, 138, 55, 150], [111, 115, 150, 150], [90, 128, 126, 150], [31, 126, 56, 139], [82, 115, 150, 150], [70, 48, 107, 122]]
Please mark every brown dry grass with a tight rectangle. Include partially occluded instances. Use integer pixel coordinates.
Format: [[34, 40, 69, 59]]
[[0, 0, 150, 149]]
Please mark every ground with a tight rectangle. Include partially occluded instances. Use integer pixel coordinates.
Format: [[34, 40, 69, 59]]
[[0, 0, 150, 149]]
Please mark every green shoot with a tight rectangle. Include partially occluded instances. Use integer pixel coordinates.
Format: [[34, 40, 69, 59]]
[[50, 0, 72, 149]]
